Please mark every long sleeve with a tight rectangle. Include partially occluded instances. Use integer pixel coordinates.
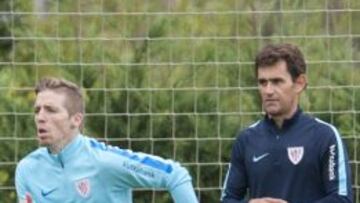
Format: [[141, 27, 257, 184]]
[[15, 159, 39, 203], [221, 135, 249, 203], [314, 120, 353, 203], [15, 160, 27, 202], [92, 140, 198, 203]]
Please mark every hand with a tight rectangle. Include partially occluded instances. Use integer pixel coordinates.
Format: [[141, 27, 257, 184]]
[[249, 197, 288, 203], [19, 193, 33, 203], [26, 192, 33, 203]]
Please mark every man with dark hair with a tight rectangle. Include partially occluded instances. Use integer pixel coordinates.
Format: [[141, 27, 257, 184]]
[[15, 77, 198, 203], [221, 44, 353, 203]]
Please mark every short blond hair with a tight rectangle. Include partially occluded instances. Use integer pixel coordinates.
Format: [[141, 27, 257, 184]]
[[35, 77, 84, 116]]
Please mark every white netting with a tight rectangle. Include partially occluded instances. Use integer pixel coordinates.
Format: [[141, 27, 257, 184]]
[[0, 0, 359, 202]]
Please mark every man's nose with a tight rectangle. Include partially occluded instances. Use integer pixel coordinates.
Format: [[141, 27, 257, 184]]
[[263, 83, 275, 94], [35, 109, 46, 123]]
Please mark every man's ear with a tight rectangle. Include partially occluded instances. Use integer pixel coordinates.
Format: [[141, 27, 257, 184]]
[[295, 74, 307, 93], [71, 112, 84, 129]]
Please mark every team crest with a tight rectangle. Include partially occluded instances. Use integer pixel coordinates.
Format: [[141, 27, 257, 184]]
[[287, 146, 304, 165], [75, 178, 91, 198]]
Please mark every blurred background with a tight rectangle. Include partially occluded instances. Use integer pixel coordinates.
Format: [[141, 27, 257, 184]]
[[0, 0, 359, 202]]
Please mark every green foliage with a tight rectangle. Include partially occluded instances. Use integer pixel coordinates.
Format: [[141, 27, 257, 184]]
[[0, 0, 360, 202]]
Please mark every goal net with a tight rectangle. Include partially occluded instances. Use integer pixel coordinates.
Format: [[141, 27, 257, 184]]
[[0, 0, 359, 202]]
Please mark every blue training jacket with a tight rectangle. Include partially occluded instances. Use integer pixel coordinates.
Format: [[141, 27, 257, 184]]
[[221, 109, 353, 203], [15, 134, 198, 203]]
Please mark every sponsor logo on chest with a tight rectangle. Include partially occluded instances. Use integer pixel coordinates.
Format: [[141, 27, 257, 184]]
[[287, 146, 304, 165], [75, 178, 91, 198]]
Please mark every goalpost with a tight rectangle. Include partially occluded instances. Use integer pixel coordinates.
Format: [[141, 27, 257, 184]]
[[0, 0, 359, 202]]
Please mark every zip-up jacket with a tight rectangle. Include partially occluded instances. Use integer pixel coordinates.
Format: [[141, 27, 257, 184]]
[[16, 134, 198, 203], [221, 109, 353, 203]]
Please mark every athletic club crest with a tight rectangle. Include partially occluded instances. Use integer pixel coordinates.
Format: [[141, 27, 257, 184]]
[[75, 178, 91, 198], [287, 146, 304, 165]]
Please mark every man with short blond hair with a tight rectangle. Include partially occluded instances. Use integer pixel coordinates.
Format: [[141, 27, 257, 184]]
[[16, 77, 198, 203]]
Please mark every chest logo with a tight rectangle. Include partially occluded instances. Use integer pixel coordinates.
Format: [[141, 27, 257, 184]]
[[252, 153, 270, 162], [75, 178, 91, 198], [41, 187, 58, 197], [287, 146, 304, 165]]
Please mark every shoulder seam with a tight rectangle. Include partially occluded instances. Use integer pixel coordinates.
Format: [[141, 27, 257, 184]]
[[249, 120, 261, 128]]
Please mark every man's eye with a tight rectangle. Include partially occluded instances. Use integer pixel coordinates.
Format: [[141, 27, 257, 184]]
[[272, 79, 283, 84], [258, 80, 267, 86], [47, 108, 57, 113]]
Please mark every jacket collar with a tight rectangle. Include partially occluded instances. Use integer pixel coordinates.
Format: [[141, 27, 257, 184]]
[[264, 108, 302, 131], [48, 134, 83, 167]]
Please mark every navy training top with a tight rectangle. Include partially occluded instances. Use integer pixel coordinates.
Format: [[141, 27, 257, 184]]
[[221, 109, 353, 203]]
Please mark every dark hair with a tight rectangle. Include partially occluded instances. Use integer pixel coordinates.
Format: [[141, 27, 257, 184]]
[[35, 77, 84, 116], [255, 43, 306, 81]]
